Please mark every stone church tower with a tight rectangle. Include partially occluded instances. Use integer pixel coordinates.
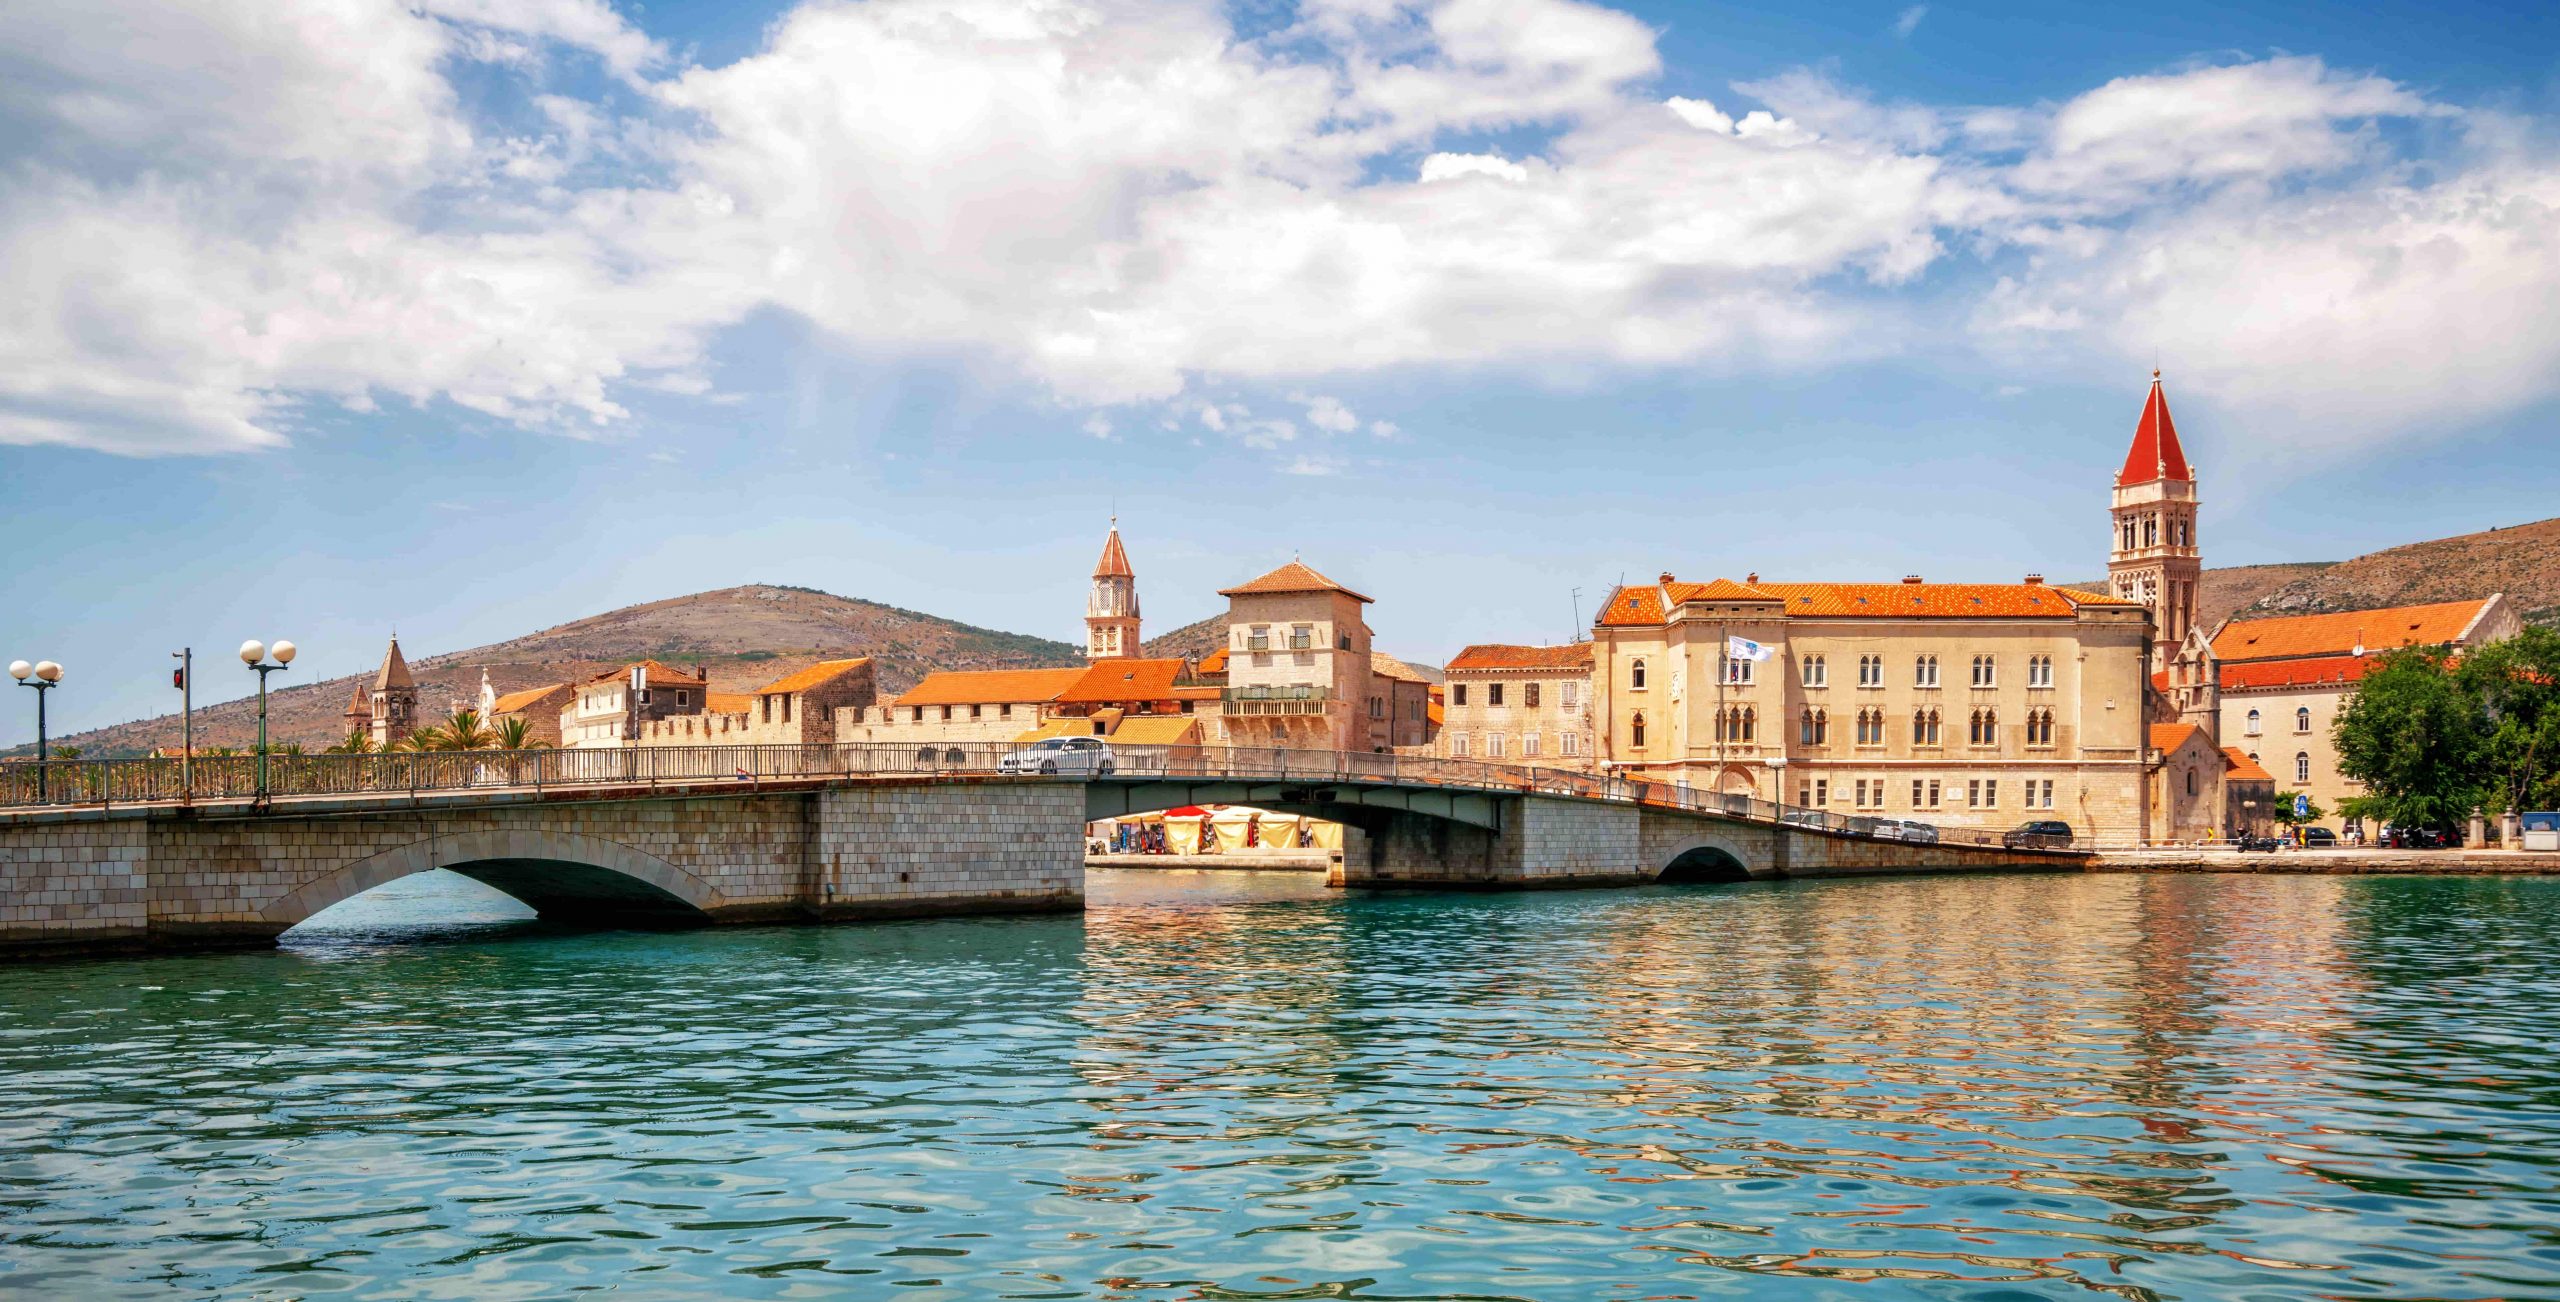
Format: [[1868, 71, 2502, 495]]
[[1086, 520, 1141, 660], [2108, 371, 2201, 676], [368, 635, 420, 748]]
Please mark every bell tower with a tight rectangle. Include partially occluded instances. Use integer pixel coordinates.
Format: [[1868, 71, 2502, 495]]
[[1086, 519, 1141, 660], [368, 634, 420, 748], [2108, 371, 2201, 673]]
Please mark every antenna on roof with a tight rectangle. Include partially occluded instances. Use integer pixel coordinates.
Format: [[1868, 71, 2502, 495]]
[[1570, 586, 1583, 642]]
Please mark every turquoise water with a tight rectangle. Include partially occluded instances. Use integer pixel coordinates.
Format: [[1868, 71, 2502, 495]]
[[5, 869, 2560, 1300]]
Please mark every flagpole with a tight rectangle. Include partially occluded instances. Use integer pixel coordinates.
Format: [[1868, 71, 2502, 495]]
[[1716, 617, 1727, 780]]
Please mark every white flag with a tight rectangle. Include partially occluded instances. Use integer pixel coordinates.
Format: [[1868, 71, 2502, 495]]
[[1728, 636, 1773, 663]]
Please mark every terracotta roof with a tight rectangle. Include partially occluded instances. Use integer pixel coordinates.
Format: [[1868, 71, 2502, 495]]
[[1056, 658, 1188, 704], [1196, 647, 1229, 675], [1597, 584, 1667, 627], [1680, 578, 1780, 602], [373, 637, 415, 691], [1171, 685, 1222, 701], [344, 682, 372, 718], [490, 683, 569, 715], [2221, 747, 2273, 782], [1446, 643, 1595, 671], [1426, 700, 1445, 727], [754, 657, 872, 696], [1109, 716, 1202, 746], [1219, 560, 1372, 603], [706, 692, 755, 714], [1010, 720, 1087, 744], [894, 667, 1087, 707], [2117, 375, 2194, 486], [1370, 651, 1438, 683], [583, 659, 707, 689], [2211, 599, 2494, 664], [2220, 655, 2375, 691], [2150, 722, 2204, 755], [1093, 526, 1133, 579]]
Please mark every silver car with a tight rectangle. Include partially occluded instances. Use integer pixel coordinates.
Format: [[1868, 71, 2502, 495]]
[[999, 736, 1119, 776]]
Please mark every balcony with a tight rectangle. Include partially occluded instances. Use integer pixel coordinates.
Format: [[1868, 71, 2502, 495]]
[[1221, 685, 1334, 716]]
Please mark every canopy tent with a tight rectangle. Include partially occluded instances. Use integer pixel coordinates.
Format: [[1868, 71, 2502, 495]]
[[1092, 804, 1342, 853]]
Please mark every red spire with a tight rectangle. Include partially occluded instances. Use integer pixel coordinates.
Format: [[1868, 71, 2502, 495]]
[[2115, 371, 2193, 486], [1093, 522, 1133, 578]]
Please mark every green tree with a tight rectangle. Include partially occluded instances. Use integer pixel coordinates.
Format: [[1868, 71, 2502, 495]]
[[51, 745, 83, 761], [395, 727, 449, 753], [326, 729, 374, 755], [491, 717, 543, 751], [2456, 626, 2560, 816], [2334, 646, 2482, 831], [438, 709, 491, 751], [2271, 789, 2326, 829]]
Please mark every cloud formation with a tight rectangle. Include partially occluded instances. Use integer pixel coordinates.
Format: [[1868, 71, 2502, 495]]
[[1, 0, 2553, 458]]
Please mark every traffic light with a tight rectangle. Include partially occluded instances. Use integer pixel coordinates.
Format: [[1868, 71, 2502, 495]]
[[173, 667, 186, 689]]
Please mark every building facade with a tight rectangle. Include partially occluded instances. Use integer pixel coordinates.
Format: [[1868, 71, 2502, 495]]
[[638, 658, 877, 748], [2110, 372, 2202, 675], [1215, 561, 1376, 753], [1440, 644, 1596, 767], [2211, 595, 2520, 833], [1587, 575, 2154, 844], [560, 660, 710, 748], [341, 636, 422, 749]]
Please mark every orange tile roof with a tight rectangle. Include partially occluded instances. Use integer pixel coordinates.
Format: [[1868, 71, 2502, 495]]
[[2221, 747, 2273, 782], [2211, 599, 2493, 664], [1196, 647, 1229, 674], [1426, 700, 1445, 727], [1370, 651, 1438, 683], [893, 667, 1088, 707], [586, 659, 707, 688], [2117, 375, 2194, 486], [1218, 560, 1372, 603], [1093, 526, 1134, 579], [1171, 685, 1221, 701], [1601, 578, 2130, 626], [2150, 722, 2203, 755], [2219, 655, 2375, 691], [705, 692, 756, 714], [489, 683, 569, 715], [754, 657, 872, 695], [1446, 643, 1595, 670], [1010, 719, 1085, 744], [1109, 716, 1201, 746], [1056, 658, 1189, 704]]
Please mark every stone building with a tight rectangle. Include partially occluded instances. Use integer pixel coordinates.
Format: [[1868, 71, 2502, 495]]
[[1213, 561, 1377, 753], [1087, 520, 1141, 660], [637, 658, 877, 748], [841, 660, 1217, 748], [2148, 722, 2227, 843], [342, 636, 421, 749], [2109, 372, 2203, 675], [560, 660, 710, 748], [2210, 595, 2519, 834], [1440, 644, 1596, 768], [1587, 574, 2154, 844], [1367, 653, 1437, 751], [481, 679, 575, 748]]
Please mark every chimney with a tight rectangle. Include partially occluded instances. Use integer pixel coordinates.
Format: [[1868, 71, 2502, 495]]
[[1658, 572, 1676, 585], [1745, 572, 1759, 585], [1901, 574, 1924, 585], [2023, 573, 2045, 586]]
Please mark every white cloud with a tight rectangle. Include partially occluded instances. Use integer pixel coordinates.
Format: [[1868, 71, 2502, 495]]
[[2, 0, 2556, 464], [1892, 5, 1928, 38], [1082, 412, 1115, 438]]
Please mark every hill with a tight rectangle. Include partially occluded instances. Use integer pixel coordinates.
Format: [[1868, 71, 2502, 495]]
[[42, 585, 1087, 757], [1141, 613, 1228, 662], [2068, 515, 2559, 636]]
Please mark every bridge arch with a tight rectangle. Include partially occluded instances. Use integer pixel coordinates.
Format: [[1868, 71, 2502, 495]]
[[263, 828, 723, 930], [1653, 830, 1769, 883]]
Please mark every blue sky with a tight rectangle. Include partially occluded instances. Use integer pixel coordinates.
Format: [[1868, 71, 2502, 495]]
[[4, 0, 2559, 745]]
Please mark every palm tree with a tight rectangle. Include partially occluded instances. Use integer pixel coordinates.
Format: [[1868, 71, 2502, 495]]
[[492, 717, 543, 751], [326, 729, 374, 754], [440, 709, 492, 751], [396, 727, 449, 753]]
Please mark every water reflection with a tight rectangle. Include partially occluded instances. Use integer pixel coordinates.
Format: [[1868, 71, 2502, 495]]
[[3, 869, 2557, 1298]]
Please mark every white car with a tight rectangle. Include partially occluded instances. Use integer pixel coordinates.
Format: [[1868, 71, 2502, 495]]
[[999, 736, 1119, 776]]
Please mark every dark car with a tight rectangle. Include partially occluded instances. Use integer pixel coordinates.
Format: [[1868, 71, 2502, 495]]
[[2235, 833, 2283, 852], [2002, 819, 2075, 849], [2382, 825, 2456, 849], [2298, 826, 2338, 848]]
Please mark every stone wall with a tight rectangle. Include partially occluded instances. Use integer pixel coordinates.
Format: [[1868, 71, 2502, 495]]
[[812, 783, 1083, 920]]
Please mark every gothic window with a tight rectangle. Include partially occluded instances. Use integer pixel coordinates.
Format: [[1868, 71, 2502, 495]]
[[1969, 709, 1999, 746], [1630, 659, 1647, 690], [1859, 655, 1883, 687], [2145, 516, 2158, 547], [2028, 655, 2053, 688], [1913, 708, 1941, 746], [2025, 708, 2054, 747], [1971, 655, 1995, 688], [2296, 752, 2311, 783], [1802, 654, 1826, 688], [1857, 708, 1886, 746], [2295, 706, 2312, 733], [1741, 707, 1756, 742], [1630, 713, 1646, 748], [1801, 708, 1829, 746], [1915, 655, 1939, 688]]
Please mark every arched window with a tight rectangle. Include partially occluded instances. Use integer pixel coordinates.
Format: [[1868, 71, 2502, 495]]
[[1921, 708, 1940, 745], [2296, 706, 2312, 733], [1859, 655, 1883, 687], [1741, 707, 1756, 742], [2295, 752, 2311, 783], [1802, 654, 1826, 688], [1971, 655, 1995, 688], [2245, 709, 2262, 736], [1630, 713, 1646, 748], [1915, 655, 1939, 688], [2185, 770, 2198, 796], [1630, 659, 1647, 690]]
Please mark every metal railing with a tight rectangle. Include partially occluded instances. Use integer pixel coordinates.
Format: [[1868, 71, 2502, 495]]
[[0, 745, 2085, 852]]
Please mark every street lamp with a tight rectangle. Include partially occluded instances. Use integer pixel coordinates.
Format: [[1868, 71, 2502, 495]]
[[240, 639, 296, 799], [9, 659, 64, 802]]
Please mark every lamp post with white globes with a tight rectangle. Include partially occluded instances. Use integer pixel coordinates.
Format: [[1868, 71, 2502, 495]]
[[240, 639, 296, 799], [9, 659, 64, 803]]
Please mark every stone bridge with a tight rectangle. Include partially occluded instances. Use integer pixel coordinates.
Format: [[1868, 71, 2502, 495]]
[[0, 750, 2087, 959]]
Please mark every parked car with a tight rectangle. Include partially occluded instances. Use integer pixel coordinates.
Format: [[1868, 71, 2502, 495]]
[[1779, 808, 1830, 830], [2298, 826, 2338, 848], [1881, 819, 1940, 844], [2002, 819, 2075, 850], [998, 736, 1118, 776], [2235, 833, 2283, 853], [2380, 825, 2456, 849]]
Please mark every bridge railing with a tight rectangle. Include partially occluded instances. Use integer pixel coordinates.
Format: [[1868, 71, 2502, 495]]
[[0, 744, 2079, 850]]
